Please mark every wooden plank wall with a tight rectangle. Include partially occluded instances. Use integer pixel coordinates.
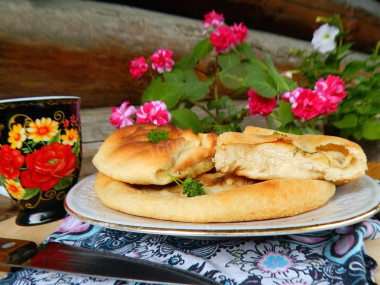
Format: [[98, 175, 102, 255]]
[[0, 0, 376, 108]]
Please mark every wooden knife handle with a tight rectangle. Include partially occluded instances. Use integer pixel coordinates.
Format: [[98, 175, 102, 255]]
[[0, 237, 37, 264]]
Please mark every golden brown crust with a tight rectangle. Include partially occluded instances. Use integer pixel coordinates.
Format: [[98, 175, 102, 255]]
[[92, 124, 217, 185], [214, 126, 367, 184], [94, 172, 336, 223]]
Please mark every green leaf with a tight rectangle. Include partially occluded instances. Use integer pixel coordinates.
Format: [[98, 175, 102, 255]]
[[361, 120, 380, 140], [170, 108, 203, 134], [338, 43, 353, 54], [22, 187, 40, 200], [219, 66, 248, 89], [201, 116, 215, 126], [72, 140, 81, 156], [324, 52, 339, 68], [181, 81, 210, 101], [235, 42, 255, 58], [217, 52, 240, 69], [355, 104, 372, 115], [283, 76, 298, 91], [175, 54, 198, 70], [207, 95, 235, 111], [342, 61, 365, 79], [278, 123, 303, 135], [242, 60, 266, 74], [333, 113, 358, 129], [48, 131, 61, 144], [245, 71, 277, 98], [302, 126, 322, 135], [22, 141, 40, 154], [54, 176, 74, 190], [220, 95, 238, 115], [193, 38, 213, 60], [217, 111, 226, 121], [278, 102, 295, 125], [211, 124, 237, 134], [141, 80, 183, 110], [265, 53, 291, 93], [183, 70, 199, 82], [163, 68, 184, 83], [207, 99, 218, 110], [235, 86, 250, 94], [248, 58, 268, 71]]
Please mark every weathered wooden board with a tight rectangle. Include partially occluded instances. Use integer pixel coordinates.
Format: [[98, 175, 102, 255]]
[[0, 0, 375, 108]]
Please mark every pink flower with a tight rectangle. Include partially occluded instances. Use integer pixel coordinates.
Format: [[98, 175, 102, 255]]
[[231, 22, 248, 43], [291, 88, 326, 121], [129, 56, 149, 78], [315, 75, 347, 115], [203, 10, 224, 29], [282, 87, 304, 108], [210, 25, 238, 54], [136, 101, 171, 125], [150, 49, 174, 74], [110, 101, 137, 128], [247, 89, 277, 117]]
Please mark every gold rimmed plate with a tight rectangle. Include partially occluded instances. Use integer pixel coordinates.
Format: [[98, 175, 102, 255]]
[[65, 173, 380, 238]]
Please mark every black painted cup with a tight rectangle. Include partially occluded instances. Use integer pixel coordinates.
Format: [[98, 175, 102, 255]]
[[0, 96, 82, 226]]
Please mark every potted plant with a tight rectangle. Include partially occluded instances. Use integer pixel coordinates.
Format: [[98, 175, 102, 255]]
[[110, 11, 379, 149]]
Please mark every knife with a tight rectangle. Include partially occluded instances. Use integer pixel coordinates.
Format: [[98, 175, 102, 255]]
[[0, 237, 219, 284]]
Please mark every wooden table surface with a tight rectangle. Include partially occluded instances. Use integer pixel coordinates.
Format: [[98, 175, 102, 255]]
[[0, 107, 379, 282]]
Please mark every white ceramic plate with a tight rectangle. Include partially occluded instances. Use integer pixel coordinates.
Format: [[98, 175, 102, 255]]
[[65, 173, 380, 238]]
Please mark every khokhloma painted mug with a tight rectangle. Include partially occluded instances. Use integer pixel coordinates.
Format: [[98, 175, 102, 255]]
[[0, 96, 82, 226]]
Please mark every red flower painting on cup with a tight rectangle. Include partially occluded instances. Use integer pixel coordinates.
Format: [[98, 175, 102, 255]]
[[20, 143, 77, 191], [0, 115, 80, 200]]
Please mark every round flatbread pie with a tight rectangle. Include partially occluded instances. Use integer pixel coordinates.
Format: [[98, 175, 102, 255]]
[[94, 172, 336, 223], [92, 123, 217, 185]]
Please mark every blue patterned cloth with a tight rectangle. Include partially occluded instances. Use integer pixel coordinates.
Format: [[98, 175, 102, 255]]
[[1, 181, 380, 285]]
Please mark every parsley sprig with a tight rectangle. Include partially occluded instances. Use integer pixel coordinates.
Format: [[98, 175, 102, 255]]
[[168, 174, 206, 197], [147, 129, 169, 144]]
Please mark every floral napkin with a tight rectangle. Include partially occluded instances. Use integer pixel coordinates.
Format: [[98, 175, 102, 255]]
[[1, 183, 379, 285]]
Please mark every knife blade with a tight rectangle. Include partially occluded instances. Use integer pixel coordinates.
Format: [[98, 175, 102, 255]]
[[0, 237, 219, 284]]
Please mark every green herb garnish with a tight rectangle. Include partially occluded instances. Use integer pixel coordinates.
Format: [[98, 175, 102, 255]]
[[273, 131, 287, 137], [168, 174, 206, 197], [147, 129, 170, 144]]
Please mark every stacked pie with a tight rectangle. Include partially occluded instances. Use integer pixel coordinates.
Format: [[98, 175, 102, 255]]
[[92, 124, 367, 223]]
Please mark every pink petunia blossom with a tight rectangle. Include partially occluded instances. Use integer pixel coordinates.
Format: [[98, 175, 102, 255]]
[[150, 49, 174, 74], [231, 22, 248, 43], [247, 89, 277, 117], [210, 25, 238, 54], [311, 23, 339, 54], [129, 56, 149, 78], [203, 10, 224, 29], [136, 101, 171, 125], [110, 101, 137, 128], [315, 75, 347, 115], [291, 88, 326, 121]]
